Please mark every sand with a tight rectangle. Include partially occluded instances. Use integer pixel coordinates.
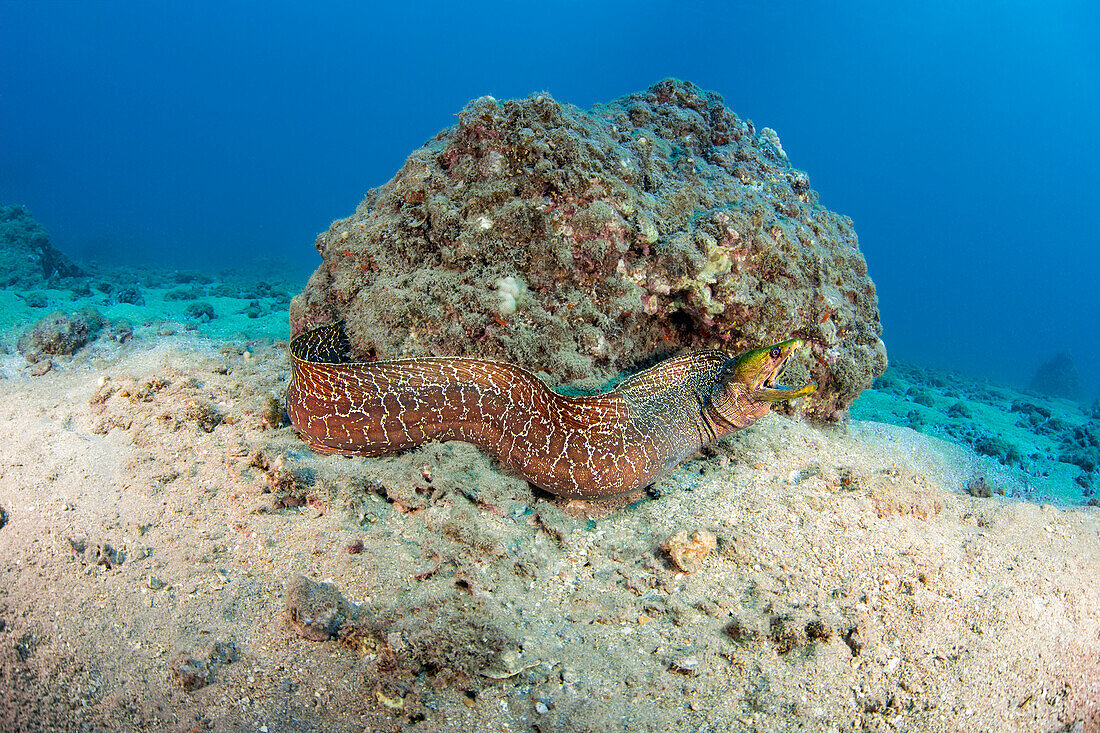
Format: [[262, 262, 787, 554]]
[[0, 328, 1096, 733]]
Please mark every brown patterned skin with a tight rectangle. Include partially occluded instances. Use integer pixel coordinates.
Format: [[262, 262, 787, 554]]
[[287, 323, 814, 499]]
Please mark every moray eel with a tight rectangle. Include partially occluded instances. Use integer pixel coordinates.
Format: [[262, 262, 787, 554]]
[[286, 323, 815, 499]]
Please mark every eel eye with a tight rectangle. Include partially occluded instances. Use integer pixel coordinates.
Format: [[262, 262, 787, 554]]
[[769, 347, 781, 359]]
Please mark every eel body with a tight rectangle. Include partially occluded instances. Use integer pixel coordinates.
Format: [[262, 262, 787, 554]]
[[286, 323, 815, 499]]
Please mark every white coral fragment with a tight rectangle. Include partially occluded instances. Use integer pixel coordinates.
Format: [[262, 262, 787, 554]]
[[495, 276, 525, 316]]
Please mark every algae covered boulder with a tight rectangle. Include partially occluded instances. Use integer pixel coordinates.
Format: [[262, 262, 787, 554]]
[[291, 79, 886, 421], [17, 309, 104, 361], [1028, 351, 1083, 403], [0, 204, 84, 287]]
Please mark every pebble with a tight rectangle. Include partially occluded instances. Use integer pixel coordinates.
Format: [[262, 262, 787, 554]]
[[29, 359, 52, 377], [661, 530, 717, 573], [670, 656, 700, 675]]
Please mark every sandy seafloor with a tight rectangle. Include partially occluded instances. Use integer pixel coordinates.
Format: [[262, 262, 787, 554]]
[[0, 273, 1097, 733]]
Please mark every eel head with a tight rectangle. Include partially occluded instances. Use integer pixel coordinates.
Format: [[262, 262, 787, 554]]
[[731, 338, 816, 403]]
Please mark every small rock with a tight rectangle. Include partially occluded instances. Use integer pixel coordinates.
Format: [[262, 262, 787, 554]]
[[284, 575, 357, 641], [106, 319, 134, 343], [184, 399, 223, 432], [83, 541, 123, 569], [169, 655, 210, 692], [113, 286, 145, 306], [17, 310, 101, 361], [170, 640, 238, 691], [661, 530, 717, 573], [787, 466, 820, 485], [966, 477, 993, 498], [260, 394, 285, 429], [946, 401, 972, 419], [670, 655, 700, 675], [185, 301, 216, 322], [28, 359, 52, 376]]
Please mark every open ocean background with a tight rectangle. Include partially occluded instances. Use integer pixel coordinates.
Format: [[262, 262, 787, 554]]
[[2, 0, 1098, 399]]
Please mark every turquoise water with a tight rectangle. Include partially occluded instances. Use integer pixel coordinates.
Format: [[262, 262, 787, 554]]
[[851, 364, 1098, 506]]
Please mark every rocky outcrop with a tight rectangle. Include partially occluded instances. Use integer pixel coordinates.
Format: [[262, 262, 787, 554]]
[[290, 80, 886, 421], [1028, 352, 1083, 402], [0, 204, 83, 287]]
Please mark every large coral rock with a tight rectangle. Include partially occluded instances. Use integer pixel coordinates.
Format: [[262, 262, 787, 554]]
[[1028, 352, 1083, 402], [291, 80, 886, 421], [0, 204, 84, 287]]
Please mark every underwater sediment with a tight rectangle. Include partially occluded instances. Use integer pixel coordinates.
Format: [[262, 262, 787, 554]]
[[290, 79, 886, 422]]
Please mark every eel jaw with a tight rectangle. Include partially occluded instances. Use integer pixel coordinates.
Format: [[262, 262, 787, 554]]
[[735, 338, 817, 403]]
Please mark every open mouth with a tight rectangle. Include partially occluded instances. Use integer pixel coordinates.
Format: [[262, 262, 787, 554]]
[[759, 351, 792, 390], [750, 343, 816, 402]]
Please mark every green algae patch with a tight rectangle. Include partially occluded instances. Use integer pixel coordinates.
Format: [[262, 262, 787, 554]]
[[852, 363, 1099, 505]]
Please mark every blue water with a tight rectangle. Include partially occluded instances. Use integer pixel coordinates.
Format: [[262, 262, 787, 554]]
[[1, 1, 1098, 399]]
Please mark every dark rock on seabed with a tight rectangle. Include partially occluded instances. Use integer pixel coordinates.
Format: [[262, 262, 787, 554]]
[[0, 203, 84, 287], [291, 79, 885, 422], [16, 310, 103, 361], [1028, 351, 1084, 402]]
